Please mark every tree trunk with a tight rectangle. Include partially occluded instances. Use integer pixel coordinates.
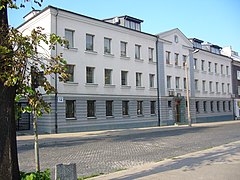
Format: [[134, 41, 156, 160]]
[[0, 1, 20, 179]]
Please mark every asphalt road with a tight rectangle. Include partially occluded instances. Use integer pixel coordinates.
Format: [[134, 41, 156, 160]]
[[17, 121, 240, 177]]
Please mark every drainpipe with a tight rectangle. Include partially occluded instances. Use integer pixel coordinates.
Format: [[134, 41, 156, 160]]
[[54, 8, 59, 134], [156, 35, 161, 126]]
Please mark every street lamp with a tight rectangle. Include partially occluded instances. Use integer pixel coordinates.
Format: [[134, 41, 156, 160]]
[[185, 49, 199, 126]]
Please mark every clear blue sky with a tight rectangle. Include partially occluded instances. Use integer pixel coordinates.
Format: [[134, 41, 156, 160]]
[[8, 0, 240, 52]]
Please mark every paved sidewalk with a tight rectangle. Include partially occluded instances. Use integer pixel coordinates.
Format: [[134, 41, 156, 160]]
[[91, 140, 240, 180]]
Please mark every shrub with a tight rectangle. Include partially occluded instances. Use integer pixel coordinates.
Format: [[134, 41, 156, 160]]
[[20, 169, 51, 180]]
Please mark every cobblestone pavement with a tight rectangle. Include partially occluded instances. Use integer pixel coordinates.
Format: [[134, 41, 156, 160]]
[[17, 121, 240, 177]]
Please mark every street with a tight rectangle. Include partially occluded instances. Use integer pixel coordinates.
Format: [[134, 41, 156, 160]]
[[17, 121, 240, 177]]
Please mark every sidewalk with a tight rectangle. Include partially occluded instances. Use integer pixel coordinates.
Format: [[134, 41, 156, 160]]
[[90, 140, 240, 180]]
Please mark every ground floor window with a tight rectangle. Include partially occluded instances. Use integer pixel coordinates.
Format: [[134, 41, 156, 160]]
[[106, 100, 113, 116], [122, 101, 129, 115], [203, 101, 207, 112], [66, 100, 76, 118], [217, 101, 220, 112], [196, 101, 199, 113], [87, 100, 96, 117], [150, 101, 156, 115], [210, 101, 214, 112], [228, 101, 231, 111], [137, 101, 143, 115]]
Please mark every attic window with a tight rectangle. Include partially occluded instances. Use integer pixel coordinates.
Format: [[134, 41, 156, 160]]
[[174, 35, 178, 43]]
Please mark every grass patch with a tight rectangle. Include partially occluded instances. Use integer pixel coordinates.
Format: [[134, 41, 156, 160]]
[[78, 172, 104, 180]]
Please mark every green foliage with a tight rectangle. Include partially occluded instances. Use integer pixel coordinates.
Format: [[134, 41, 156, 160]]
[[20, 169, 51, 180]]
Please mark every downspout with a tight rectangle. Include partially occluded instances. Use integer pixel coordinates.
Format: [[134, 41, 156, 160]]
[[156, 35, 161, 126], [54, 8, 59, 133]]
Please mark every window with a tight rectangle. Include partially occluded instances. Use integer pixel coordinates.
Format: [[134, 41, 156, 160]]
[[195, 79, 198, 90], [104, 37, 111, 54], [122, 101, 129, 115], [175, 77, 180, 89], [223, 101, 226, 111], [209, 81, 213, 92], [105, 69, 112, 85], [237, 71, 240, 80], [202, 80, 206, 91], [149, 74, 155, 88], [228, 101, 231, 111], [226, 66, 229, 75], [121, 71, 128, 85], [183, 78, 186, 90], [136, 72, 142, 87], [166, 51, 171, 64], [194, 58, 197, 69], [120, 41, 127, 57], [137, 101, 143, 115], [238, 86, 240, 95], [210, 101, 214, 112], [203, 101, 207, 112], [201, 60, 205, 71], [216, 82, 219, 93], [183, 55, 187, 67], [167, 76, 171, 89], [65, 29, 74, 48], [65, 64, 74, 82], [86, 34, 94, 51], [215, 63, 218, 73], [135, 44, 141, 59], [175, 53, 179, 65], [66, 100, 76, 118], [222, 83, 225, 93], [149, 48, 154, 62], [86, 67, 94, 83], [87, 100, 95, 117], [106, 101, 113, 116], [196, 101, 199, 113], [150, 101, 156, 114], [227, 83, 230, 93], [208, 62, 211, 72], [174, 35, 178, 43], [217, 101, 220, 111], [221, 64, 224, 74], [168, 101, 172, 108]]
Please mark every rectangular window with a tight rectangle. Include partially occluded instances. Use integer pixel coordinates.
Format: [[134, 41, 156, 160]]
[[65, 64, 74, 82], [86, 34, 94, 51], [195, 79, 198, 90], [238, 86, 240, 95], [87, 100, 95, 117], [194, 58, 197, 69], [105, 69, 112, 85], [175, 53, 179, 65], [203, 101, 207, 112], [149, 48, 154, 62], [228, 101, 231, 111], [183, 55, 187, 67], [216, 82, 219, 93], [217, 101, 220, 111], [121, 71, 128, 85], [210, 101, 214, 112], [65, 29, 74, 48], [136, 72, 142, 87], [222, 83, 225, 93], [167, 76, 171, 89], [104, 37, 111, 54], [137, 101, 143, 115], [208, 62, 211, 72], [86, 67, 94, 83], [166, 51, 171, 64], [237, 71, 240, 80], [122, 101, 129, 115], [221, 64, 224, 74], [201, 60, 205, 71], [196, 101, 199, 113], [106, 100, 113, 116], [227, 83, 230, 93], [226, 66, 229, 75], [209, 81, 213, 92], [223, 101, 226, 111], [135, 44, 141, 59], [175, 77, 180, 89], [215, 63, 218, 73], [149, 74, 155, 88], [120, 41, 127, 57], [183, 78, 186, 90], [150, 101, 156, 114], [66, 100, 76, 118], [202, 80, 206, 91]]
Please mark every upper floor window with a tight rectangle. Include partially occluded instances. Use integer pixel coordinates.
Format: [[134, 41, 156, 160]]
[[209, 81, 213, 92], [148, 48, 154, 62], [86, 34, 94, 51], [120, 41, 127, 57], [175, 53, 179, 66], [215, 63, 218, 73], [105, 69, 112, 85], [136, 72, 142, 87], [216, 82, 219, 93], [222, 83, 225, 93], [221, 64, 224, 74], [86, 67, 95, 83], [237, 71, 240, 80], [195, 79, 198, 90], [227, 83, 230, 93], [183, 78, 186, 90], [166, 51, 171, 64], [167, 76, 171, 89], [208, 62, 211, 72], [202, 80, 206, 91], [175, 77, 180, 89], [65, 29, 74, 48], [104, 37, 111, 54], [135, 44, 141, 59], [201, 60, 205, 71], [226, 66, 229, 75], [65, 64, 74, 82], [121, 71, 128, 86], [194, 58, 197, 69], [149, 74, 155, 88], [183, 55, 187, 67]]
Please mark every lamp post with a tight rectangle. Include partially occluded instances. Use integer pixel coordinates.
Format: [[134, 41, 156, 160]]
[[185, 49, 199, 126]]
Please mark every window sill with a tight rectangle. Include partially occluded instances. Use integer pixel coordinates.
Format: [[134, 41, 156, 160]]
[[166, 64, 173, 67], [64, 82, 79, 86], [175, 65, 181, 69], [122, 115, 130, 118], [121, 85, 131, 89], [195, 90, 201, 93], [66, 117, 77, 120], [202, 71, 207, 74], [104, 84, 116, 88], [176, 88, 182, 92], [216, 92, 221, 94], [136, 86, 145, 90], [208, 72, 214, 75], [84, 50, 98, 55], [135, 58, 144, 62], [148, 61, 156, 65], [221, 74, 226, 77], [87, 117, 97, 119], [104, 53, 114, 58], [137, 114, 144, 117], [210, 91, 215, 94], [106, 116, 114, 119], [85, 83, 98, 87], [215, 73, 220, 76], [203, 91, 208, 94], [120, 56, 130, 60], [151, 114, 157, 116], [64, 47, 78, 51], [149, 87, 157, 91]]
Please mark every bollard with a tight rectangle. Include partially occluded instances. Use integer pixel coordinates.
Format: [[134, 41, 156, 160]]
[[55, 163, 77, 180]]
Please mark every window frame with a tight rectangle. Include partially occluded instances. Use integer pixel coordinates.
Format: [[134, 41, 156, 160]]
[[66, 100, 76, 119], [65, 64, 74, 82], [122, 101, 129, 116], [104, 69, 112, 85], [104, 37, 111, 54], [86, 67, 95, 84], [65, 29, 74, 49], [121, 71, 128, 86], [106, 100, 113, 117], [135, 44, 141, 59], [150, 101, 156, 115], [86, 34, 94, 51], [120, 41, 127, 57], [136, 72, 142, 87], [137, 101, 143, 115], [149, 74, 155, 88], [87, 100, 96, 117]]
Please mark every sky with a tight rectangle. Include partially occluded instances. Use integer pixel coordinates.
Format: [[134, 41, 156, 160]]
[[8, 0, 240, 52]]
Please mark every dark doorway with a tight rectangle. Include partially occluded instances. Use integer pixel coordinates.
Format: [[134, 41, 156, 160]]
[[175, 100, 181, 123]]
